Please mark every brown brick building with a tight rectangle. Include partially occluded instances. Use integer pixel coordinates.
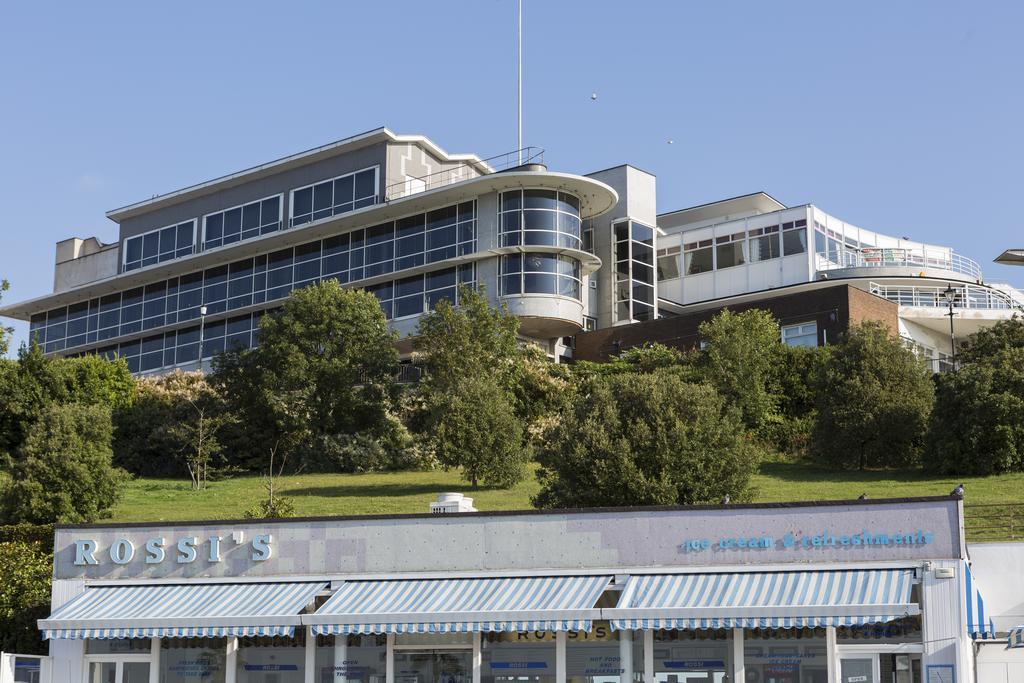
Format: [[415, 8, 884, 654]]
[[572, 283, 898, 362]]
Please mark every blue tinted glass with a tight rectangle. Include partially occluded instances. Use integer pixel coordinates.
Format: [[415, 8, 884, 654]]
[[354, 169, 375, 199]]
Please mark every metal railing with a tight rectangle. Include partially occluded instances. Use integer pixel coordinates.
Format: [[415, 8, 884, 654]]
[[384, 146, 544, 201], [869, 282, 1020, 311], [817, 247, 983, 280], [964, 503, 1024, 542]]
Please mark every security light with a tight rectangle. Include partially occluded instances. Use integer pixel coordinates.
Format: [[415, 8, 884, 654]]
[[200, 305, 208, 316]]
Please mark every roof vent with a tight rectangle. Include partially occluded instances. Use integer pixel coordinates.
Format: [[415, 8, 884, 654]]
[[430, 492, 477, 514]]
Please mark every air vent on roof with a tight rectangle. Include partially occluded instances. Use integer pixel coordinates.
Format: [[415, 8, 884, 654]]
[[430, 492, 477, 514]]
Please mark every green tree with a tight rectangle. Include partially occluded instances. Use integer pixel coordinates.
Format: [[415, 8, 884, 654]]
[[697, 309, 782, 432], [810, 322, 934, 470], [0, 539, 51, 654], [956, 315, 1024, 364], [427, 374, 527, 488], [0, 403, 128, 524], [534, 370, 761, 508], [767, 344, 832, 457], [211, 280, 399, 470], [925, 348, 1024, 475], [415, 285, 529, 488]]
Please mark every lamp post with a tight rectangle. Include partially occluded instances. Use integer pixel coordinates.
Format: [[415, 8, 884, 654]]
[[942, 285, 956, 371], [198, 305, 208, 371]]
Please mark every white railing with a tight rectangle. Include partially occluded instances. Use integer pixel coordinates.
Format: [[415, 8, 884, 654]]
[[818, 247, 983, 280], [870, 282, 1020, 311], [384, 147, 544, 201]]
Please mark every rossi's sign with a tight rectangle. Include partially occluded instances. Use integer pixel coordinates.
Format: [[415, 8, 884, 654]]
[[73, 533, 272, 566]]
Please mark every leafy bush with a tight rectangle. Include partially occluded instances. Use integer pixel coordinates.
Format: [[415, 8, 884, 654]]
[[0, 540, 51, 654], [1, 403, 128, 524], [534, 370, 761, 508]]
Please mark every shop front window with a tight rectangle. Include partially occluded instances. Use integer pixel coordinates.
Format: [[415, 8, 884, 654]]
[[653, 630, 729, 683], [743, 631, 827, 683], [315, 634, 387, 683], [160, 637, 227, 683], [394, 650, 473, 683], [237, 635, 305, 683], [481, 632, 556, 683], [566, 625, 621, 683]]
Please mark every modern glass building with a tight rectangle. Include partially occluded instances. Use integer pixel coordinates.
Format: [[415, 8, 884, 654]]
[[33, 495, 1000, 683], [1, 130, 1021, 373]]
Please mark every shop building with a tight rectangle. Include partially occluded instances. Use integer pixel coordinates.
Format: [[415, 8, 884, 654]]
[[32, 495, 998, 683]]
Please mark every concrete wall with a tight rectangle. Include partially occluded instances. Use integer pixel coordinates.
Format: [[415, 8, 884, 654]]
[[118, 143, 388, 245], [53, 242, 119, 292], [384, 142, 483, 199], [573, 284, 899, 362]]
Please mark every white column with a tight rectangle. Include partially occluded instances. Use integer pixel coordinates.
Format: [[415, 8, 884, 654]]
[[618, 630, 633, 683], [305, 627, 316, 683], [556, 632, 567, 683], [149, 637, 161, 683], [826, 626, 837, 683], [334, 634, 348, 682], [225, 637, 238, 683], [472, 633, 482, 683], [731, 628, 744, 683], [643, 631, 654, 683], [386, 635, 395, 683]]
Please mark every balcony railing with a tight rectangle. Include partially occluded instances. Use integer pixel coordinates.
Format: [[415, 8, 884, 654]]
[[870, 282, 1020, 311], [817, 247, 983, 280], [384, 147, 544, 201]]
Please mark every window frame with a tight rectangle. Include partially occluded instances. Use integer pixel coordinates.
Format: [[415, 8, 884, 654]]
[[781, 321, 819, 347], [200, 193, 284, 251], [288, 165, 380, 228], [122, 219, 197, 273]]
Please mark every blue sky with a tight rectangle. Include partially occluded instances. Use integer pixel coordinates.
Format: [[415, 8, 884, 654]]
[[1, 1, 1022, 354]]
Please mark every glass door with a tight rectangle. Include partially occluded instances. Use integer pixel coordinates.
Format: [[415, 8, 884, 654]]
[[86, 660, 151, 683], [394, 650, 473, 683], [839, 656, 878, 683]]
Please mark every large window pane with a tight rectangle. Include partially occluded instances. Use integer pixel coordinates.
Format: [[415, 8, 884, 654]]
[[783, 227, 808, 256], [236, 635, 304, 683], [566, 626, 621, 683], [684, 248, 713, 275], [716, 242, 745, 269], [482, 633, 556, 683], [653, 630, 729, 683], [160, 637, 227, 683], [315, 634, 386, 683]]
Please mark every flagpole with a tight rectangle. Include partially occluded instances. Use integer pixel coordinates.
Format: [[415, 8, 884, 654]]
[[517, 0, 523, 165]]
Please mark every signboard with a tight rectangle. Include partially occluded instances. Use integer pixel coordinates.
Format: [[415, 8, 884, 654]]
[[52, 499, 961, 581]]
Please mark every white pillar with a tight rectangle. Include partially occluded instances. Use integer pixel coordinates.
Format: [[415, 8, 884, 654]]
[[619, 630, 633, 683], [556, 632, 567, 683], [472, 633, 482, 683], [826, 626, 837, 683], [334, 634, 348, 682], [731, 629, 744, 683], [386, 635, 395, 683], [305, 627, 316, 683], [149, 637, 160, 683], [225, 637, 238, 683], [643, 631, 654, 683]]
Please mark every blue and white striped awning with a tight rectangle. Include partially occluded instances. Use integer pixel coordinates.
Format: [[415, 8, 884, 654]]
[[965, 561, 996, 640], [307, 575, 609, 635], [604, 569, 917, 631], [1008, 625, 1024, 649], [40, 582, 326, 640]]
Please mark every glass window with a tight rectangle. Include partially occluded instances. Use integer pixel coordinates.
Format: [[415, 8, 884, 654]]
[[749, 233, 780, 262], [482, 633, 556, 683], [393, 650, 473, 683], [204, 195, 282, 250], [782, 321, 818, 347], [291, 167, 378, 226], [124, 220, 195, 271], [657, 254, 680, 280], [566, 626, 622, 683], [783, 227, 807, 256], [716, 241, 745, 269], [684, 248, 713, 275], [315, 634, 386, 683], [236, 635, 304, 683], [160, 637, 227, 683], [743, 633, 827, 683], [653, 630, 729, 683]]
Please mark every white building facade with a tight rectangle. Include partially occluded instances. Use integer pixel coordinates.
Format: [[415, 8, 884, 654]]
[[33, 497, 994, 683]]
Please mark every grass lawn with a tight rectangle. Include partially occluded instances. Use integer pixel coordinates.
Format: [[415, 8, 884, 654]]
[[107, 462, 1024, 541]]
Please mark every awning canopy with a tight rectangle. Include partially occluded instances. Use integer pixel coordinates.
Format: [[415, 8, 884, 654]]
[[307, 575, 609, 635], [40, 582, 326, 640], [1009, 626, 1024, 649], [604, 569, 918, 630], [965, 562, 996, 640]]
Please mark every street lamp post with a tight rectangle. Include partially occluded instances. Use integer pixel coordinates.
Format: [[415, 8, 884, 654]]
[[198, 305, 208, 371], [942, 285, 957, 371]]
